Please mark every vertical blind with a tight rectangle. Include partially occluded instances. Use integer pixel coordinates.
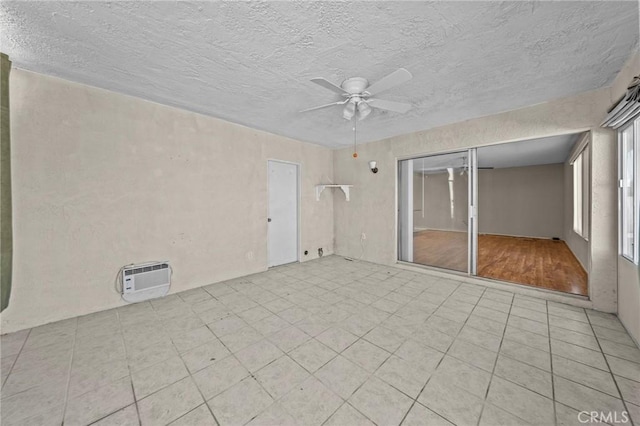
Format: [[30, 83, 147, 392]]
[[601, 75, 640, 129]]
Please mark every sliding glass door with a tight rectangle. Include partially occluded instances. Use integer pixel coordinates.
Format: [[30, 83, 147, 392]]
[[398, 150, 477, 274]]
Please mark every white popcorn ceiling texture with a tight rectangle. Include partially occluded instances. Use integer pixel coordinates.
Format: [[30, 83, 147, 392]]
[[1, 1, 638, 148]]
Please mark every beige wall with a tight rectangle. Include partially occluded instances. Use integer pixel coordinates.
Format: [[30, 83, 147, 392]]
[[478, 164, 564, 239], [334, 86, 619, 312], [1, 69, 335, 333], [4, 53, 638, 333], [619, 259, 640, 346]]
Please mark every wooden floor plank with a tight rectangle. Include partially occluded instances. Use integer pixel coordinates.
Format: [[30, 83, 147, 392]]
[[412, 230, 588, 296]]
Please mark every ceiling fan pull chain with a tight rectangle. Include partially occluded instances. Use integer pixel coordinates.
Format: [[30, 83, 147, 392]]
[[353, 114, 358, 158]]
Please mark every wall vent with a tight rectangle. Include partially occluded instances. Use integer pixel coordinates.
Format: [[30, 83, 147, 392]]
[[121, 261, 171, 303]]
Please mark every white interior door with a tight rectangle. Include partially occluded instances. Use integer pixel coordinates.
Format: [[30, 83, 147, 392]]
[[268, 161, 299, 267]]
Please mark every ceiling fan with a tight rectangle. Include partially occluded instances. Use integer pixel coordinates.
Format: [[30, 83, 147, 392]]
[[301, 68, 413, 120]]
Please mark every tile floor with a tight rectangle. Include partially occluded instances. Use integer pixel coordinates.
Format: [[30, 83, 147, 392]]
[[1, 256, 640, 426]]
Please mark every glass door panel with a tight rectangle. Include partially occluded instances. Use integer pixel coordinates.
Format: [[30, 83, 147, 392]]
[[399, 151, 473, 273]]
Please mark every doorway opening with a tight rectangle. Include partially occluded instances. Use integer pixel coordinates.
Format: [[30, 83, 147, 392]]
[[398, 133, 589, 296]]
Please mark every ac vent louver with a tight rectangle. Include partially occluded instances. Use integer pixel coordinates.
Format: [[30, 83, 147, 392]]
[[121, 261, 171, 303]]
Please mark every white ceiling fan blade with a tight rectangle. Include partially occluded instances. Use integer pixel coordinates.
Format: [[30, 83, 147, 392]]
[[365, 68, 413, 96], [300, 100, 347, 113], [310, 78, 348, 95], [367, 98, 412, 114]]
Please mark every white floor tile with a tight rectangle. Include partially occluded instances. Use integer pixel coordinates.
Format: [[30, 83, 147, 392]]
[[2, 256, 639, 426]]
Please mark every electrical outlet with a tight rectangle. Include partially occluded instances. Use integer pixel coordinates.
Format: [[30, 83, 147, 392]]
[[361, 233, 366, 240]]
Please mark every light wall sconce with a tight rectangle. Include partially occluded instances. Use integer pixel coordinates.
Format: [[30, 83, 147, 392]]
[[369, 161, 378, 174]]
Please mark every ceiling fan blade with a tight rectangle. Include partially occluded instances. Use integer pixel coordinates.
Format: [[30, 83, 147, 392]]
[[366, 68, 413, 96], [367, 98, 412, 114], [310, 78, 348, 95], [300, 100, 347, 113]]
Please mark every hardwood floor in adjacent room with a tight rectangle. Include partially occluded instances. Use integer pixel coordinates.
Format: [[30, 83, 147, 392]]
[[413, 230, 588, 296]]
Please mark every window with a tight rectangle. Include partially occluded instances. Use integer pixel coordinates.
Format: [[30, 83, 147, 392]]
[[573, 152, 583, 235], [620, 119, 639, 263], [572, 143, 589, 239]]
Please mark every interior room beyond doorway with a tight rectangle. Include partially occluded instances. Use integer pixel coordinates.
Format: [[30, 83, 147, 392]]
[[405, 133, 590, 296]]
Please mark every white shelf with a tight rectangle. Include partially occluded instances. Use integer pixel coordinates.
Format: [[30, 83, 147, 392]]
[[316, 184, 353, 201]]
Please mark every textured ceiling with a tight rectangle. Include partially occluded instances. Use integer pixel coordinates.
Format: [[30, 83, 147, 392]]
[[477, 133, 580, 169], [412, 132, 579, 172], [1, 2, 638, 148]]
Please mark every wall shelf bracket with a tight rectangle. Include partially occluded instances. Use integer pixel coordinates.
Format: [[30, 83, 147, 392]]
[[316, 184, 353, 201]]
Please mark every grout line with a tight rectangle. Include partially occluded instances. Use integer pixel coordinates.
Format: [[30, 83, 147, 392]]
[[337, 271, 444, 425], [174, 306, 224, 426], [189, 295, 277, 425], [5, 258, 637, 426], [116, 310, 144, 426], [547, 300, 558, 426], [1, 327, 32, 389], [59, 318, 79, 425], [475, 289, 513, 426], [399, 283, 490, 425], [260, 267, 397, 424], [585, 311, 636, 426], [115, 307, 143, 426], [265, 268, 429, 425]]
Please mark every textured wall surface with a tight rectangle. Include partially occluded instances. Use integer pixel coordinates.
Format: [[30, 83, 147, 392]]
[[588, 128, 618, 312], [1, 1, 638, 147], [2, 69, 334, 333], [619, 258, 640, 346], [333, 86, 618, 311]]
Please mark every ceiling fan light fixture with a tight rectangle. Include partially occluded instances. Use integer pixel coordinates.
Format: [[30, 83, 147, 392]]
[[343, 102, 356, 120], [357, 101, 371, 120]]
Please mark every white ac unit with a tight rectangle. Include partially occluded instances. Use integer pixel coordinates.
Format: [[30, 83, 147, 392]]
[[121, 262, 171, 303]]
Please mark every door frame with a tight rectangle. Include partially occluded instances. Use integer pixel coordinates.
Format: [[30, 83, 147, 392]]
[[468, 148, 478, 275], [267, 159, 301, 267], [396, 149, 477, 275], [395, 135, 592, 297]]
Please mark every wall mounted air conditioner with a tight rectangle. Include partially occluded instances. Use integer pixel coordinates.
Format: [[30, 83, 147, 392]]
[[121, 261, 171, 303]]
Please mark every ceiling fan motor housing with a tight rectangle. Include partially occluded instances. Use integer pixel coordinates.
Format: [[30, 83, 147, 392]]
[[341, 77, 369, 94]]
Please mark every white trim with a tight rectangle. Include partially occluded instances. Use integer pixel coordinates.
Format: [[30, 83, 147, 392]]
[[397, 149, 470, 273], [569, 133, 590, 242], [394, 129, 592, 162], [568, 132, 590, 165], [618, 119, 640, 264], [468, 148, 478, 276]]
